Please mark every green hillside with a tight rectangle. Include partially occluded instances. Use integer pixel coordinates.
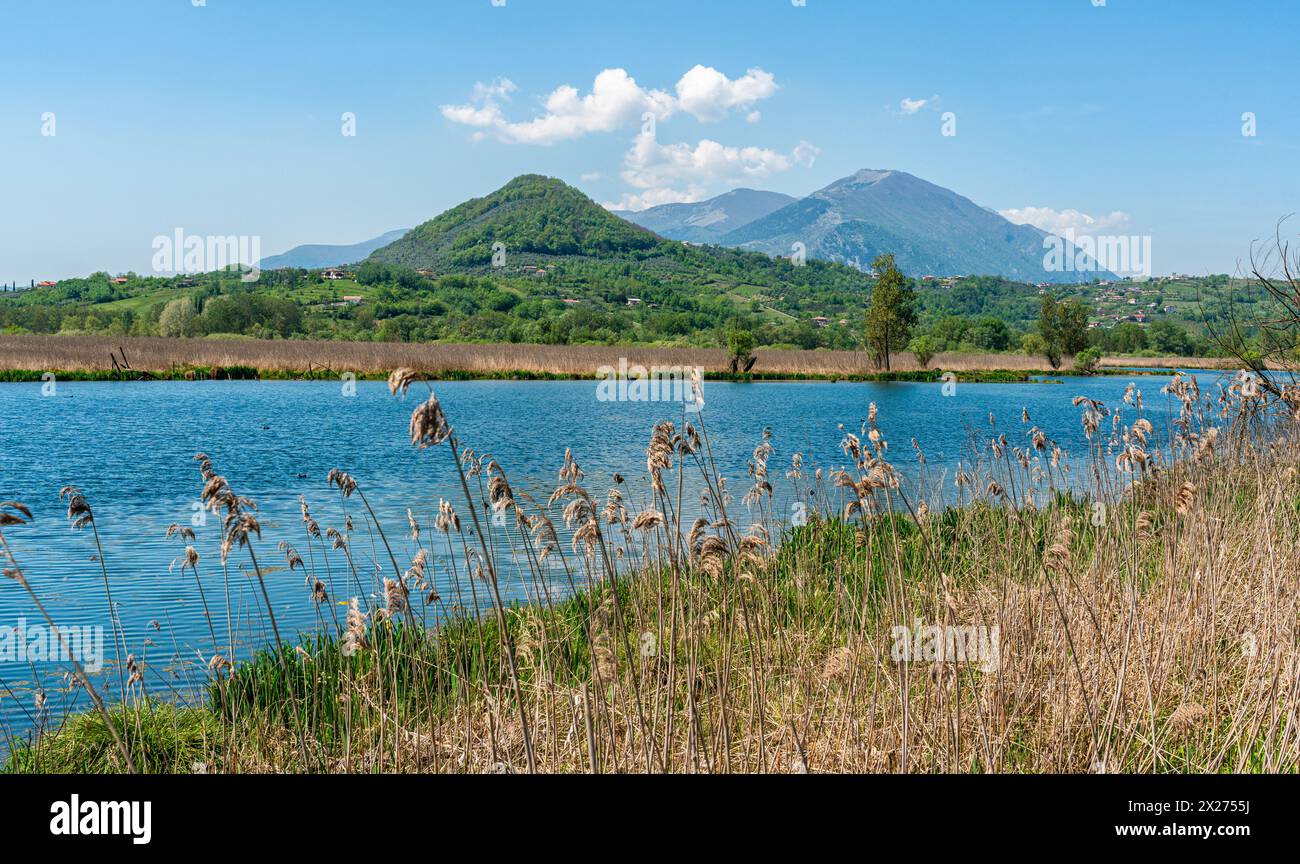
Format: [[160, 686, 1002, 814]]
[[370, 174, 660, 268], [0, 175, 1256, 358]]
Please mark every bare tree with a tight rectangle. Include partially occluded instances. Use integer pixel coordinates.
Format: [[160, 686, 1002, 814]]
[[1203, 218, 1300, 401]]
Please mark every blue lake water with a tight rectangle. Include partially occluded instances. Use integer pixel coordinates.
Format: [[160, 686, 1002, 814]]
[[0, 371, 1229, 741]]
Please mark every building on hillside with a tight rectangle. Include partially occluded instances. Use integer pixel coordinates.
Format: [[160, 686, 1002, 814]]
[[323, 267, 346, 280], [812, 316, 830, 328], [341, 295, 364, 305]]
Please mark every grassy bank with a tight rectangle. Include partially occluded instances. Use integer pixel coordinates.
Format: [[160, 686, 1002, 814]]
[[0, 365, 1048, 384], [0, 333, 1235, 382], [2, 367, 1297, 773]]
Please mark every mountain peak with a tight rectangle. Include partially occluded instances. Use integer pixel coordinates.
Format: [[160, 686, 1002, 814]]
[[614, 187, 797, 243], [721, 168, 1114, 282], [369, 174, 659, 269], [366, 169, 1111, 283], [848, 168, 895, 182]]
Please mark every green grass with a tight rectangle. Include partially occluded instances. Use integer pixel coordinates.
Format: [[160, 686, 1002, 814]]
[[3, 374, 1291, 774], [4, 702, 218, 774]]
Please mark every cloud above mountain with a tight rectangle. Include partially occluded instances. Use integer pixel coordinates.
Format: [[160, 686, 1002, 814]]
[[445, 64, 814, 211], [999, 206, 1133, 236], [442, 65, 778, 145], [441, 69, 671, 145], [674, 65, 777, 122], [611, 133, 818, 211]]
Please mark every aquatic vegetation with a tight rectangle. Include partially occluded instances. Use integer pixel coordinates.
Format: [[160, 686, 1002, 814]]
[[3, 369, 1298, 773], [0, 333, 1229, 383]]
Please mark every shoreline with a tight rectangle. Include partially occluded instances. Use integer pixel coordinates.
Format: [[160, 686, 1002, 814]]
[[0, 368, 1192, 386], [4, 380, 1290, 774], [0, 366, 1064, 384], [0, 333, 1239, 383]]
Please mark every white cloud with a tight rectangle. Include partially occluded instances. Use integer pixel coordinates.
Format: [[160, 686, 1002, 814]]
[[580, 171, 603, 182], [674, 65, 777, 122], [607, 186, 706, 212], [442, 66, 779, 145], [746, 110, 762, 124], [473, 78, 517, 101], [894, 95, 942, 116], [999, 206, 1133, 236], [608, 132, 818, 210], [440, 77, 517, 129], [440, 68, 673, 145], [791, 140, 819, 167], [441, 101, 505, 129]]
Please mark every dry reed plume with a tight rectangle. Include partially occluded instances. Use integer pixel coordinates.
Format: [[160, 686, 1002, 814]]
[[2, 367, 1298, 774], [0, 332, 1214, 378]]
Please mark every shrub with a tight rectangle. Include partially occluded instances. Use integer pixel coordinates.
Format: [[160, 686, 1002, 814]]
[[1072, 345, 1103, 374], [909, 334, 938, 368]]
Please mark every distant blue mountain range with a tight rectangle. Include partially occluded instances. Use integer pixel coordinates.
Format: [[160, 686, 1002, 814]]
[[617, 170, 1115, 283], [260, 229, 409, 269]]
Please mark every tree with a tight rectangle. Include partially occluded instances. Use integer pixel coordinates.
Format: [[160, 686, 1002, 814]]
[[967, 316, 1012, 350], [1147, 320, 1192, 355], [727, 328, 757, 373], [1072, 346, 1103, 375], [1037, 294, 1089, 369], [1021, 333, 1047, 358], [909, 334, 938, 369], [1208, 228, 1300, 395], [928, 315, 969, 350], [1105, 322, 1148, 354], [158, 296, 196, 337], [864, 254, 917, 370]]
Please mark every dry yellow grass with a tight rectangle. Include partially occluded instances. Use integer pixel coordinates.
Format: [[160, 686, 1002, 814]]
[[5, 367, 1297, 774], [1099, 355, 1258, 370], [0, 333, 1210, 377]]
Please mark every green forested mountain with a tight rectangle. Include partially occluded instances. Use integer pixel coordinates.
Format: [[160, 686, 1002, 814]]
[[369, 175, 662, 268], [0, 174, 1239, 357]]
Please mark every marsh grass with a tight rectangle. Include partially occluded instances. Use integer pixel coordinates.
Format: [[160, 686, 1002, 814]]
[[3, 367, 1299, 774], [0, 332, 1212, 380], [3, 702, 216, 774]]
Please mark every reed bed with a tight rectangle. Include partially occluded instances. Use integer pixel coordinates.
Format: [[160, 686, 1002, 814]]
[[1100, 355, 1257, 370], [1, 333, 1089, 378], [2, 367, 1298, 774]]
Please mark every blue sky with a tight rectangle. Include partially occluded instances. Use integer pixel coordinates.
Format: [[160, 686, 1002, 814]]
[[2, 0, 1296, 283]]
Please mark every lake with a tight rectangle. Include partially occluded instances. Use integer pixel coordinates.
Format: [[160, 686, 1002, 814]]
[[0, 370, 1228, 740]]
